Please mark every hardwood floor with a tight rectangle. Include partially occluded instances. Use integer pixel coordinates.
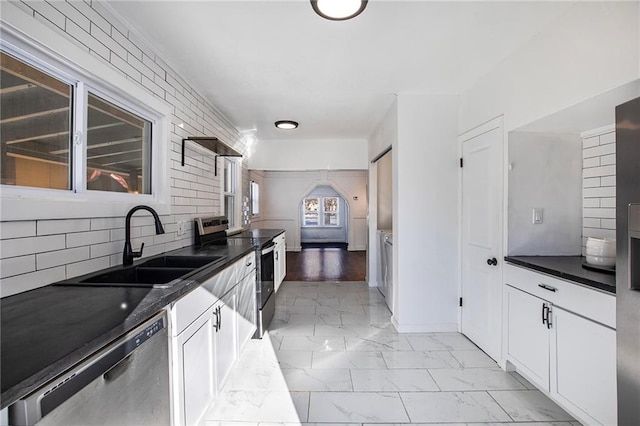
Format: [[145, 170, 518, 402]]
[[285, 244, 366, 281]]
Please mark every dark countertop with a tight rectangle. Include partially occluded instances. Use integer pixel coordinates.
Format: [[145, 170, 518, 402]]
[[227, 228, 285, 248], [0, 240, 255, 409], [504, 255, 616, 294]]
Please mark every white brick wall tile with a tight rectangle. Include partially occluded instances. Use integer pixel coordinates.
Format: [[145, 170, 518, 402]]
[[141, 75, 164, 98], [0, 266, 66, 298], [68, 0, 111, 34], [600, 197, 616, 208], [91, 241, 122, 258], [583, 218, 601, 228], [25, 0, 65, 29], [66, 230, 110, 247], [142, 53, 165, 79], [111, 28, 144, 61], [1, 235, 65, 258], [583, 165, 615, 178], [583, 228, 616, 239], [583, 157, 600, 168], [91, 217, 123, 230], [11, 1, 35, 16], [66, 19, 109, 60], [37, 246, 89, 269], [584, 208, 615, 219], [90, 1, 129, 38], [127, 53, 154, 81], [110, 227, 140, 242], [50, 0, 90, 32], [66, 256, 110, 279], [37, 218, 90, 235], [584, 186, 616, 198], [110, 52, 142, 82], [601, 154, 616, 166], [583, 198, 600, 208], [583, 136, 599, 149], [583, 177, 600, 188], [583, 143, 615, 159], [1, 255, 36, 278], [1, 221, 36, 240], [601, 219, 616, 229], [599, 132, 616, 145], [601, 175, 616, 187], [90, 22, 127, 59]]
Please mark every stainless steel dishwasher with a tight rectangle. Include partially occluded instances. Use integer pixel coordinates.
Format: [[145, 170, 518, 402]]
[[11, 311, 171, 426]]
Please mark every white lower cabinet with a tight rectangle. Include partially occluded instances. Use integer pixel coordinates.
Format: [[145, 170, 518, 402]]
[[213, 290, 237, 392], [504, 265, 617, 426], [170, 254, 258, 426], [505, 286, 550, 391], [274, 232, 286, 292], [553, 307, 617, 426], [174, 310, 215, 426]]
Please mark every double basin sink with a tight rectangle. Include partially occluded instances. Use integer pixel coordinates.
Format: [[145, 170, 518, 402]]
[[58, 255, 224, 288]]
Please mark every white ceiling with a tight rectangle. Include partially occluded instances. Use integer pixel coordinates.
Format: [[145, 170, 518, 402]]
[[105, 1, 574, 142]]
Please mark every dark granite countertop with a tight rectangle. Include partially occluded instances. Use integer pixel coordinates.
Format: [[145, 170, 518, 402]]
[[504, 255, 616, 294], [0, 240, 255, 409], [227, 228, 285, 248]]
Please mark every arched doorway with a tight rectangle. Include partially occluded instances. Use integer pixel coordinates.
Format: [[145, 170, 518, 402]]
[[300, 185, 349, 245]]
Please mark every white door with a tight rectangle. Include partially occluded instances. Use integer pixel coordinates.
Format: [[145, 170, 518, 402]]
[[460, 118, 503, 361]]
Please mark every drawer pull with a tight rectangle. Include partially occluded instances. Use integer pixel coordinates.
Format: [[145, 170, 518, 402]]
[[542, 303, 548, 325], [538, 284, 557, 292]]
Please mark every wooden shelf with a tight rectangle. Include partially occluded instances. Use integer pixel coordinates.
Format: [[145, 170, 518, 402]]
[[181, 137, 242, 175]]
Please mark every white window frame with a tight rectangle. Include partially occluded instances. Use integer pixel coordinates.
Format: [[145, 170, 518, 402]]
[[223, 157, 241, 230], [301, 196, 340, 227], [0, 10, 171, 220]]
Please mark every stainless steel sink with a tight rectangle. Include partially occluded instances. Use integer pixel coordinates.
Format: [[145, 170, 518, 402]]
[[57, 255, 224, 288]]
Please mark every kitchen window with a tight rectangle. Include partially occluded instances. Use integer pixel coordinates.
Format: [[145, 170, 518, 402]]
[[223, 158, 238, 228], [1, 50, 153, 195], [302, 196, 339, 227]]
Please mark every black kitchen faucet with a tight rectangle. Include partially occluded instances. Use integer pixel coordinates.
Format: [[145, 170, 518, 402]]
[[123, 205, 165, 265]]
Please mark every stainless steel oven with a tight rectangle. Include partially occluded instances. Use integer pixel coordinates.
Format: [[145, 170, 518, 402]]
[[256, 241, 276, 338]]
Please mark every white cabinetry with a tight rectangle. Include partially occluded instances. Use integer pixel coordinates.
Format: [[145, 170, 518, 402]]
[[504, 265, 616, 426], [170, 253, 257, 426], [274, 232, 286, 292], [505, 286, 550, 391]]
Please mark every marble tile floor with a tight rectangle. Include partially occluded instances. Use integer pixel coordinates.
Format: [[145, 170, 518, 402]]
[[202, 281, 579, 426]]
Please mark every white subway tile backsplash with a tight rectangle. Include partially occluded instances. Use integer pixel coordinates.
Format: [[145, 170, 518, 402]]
[[1, 222, 36, 240], [49, 0, 91, 32], [90, 241, 123, 258], [0, 266, 66, 298], [37, 247, 90, 270], [66, 257, 110, 279], [66, 230, 111, 248], [1, 235, 65, 258], [37, 219, 90, 236], [1, 255, 36, 279], [66, 19, 110, 60], [68, 0, 111, 34], [90, 22, 128, 60], [582, 127, 616, 249], [25, 0, 65, 29], [111, 28, 144, 61], [91, 217, 123, 230]]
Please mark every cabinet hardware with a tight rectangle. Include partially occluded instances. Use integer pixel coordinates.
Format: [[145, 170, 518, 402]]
[[487, 257, 498, 266], [542, 303, 548, 325], [546, 305, 552, 329], [538, 284, 557, 292]]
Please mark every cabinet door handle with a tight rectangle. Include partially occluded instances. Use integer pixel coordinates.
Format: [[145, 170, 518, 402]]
[[538, 284, 557, 292], [275, 252, 278, 261], [546, 305, 552, 329], [542, 303, 548, 326], [486, 257, 498, 266], [246, 261, 253, 267], [217, 306, 222, 331]]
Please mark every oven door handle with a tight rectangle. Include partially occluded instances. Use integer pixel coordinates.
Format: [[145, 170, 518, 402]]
[[261, 244, 275, 255]]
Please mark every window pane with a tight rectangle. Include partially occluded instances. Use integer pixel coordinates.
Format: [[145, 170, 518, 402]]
[[324, 197, 338, 212], [304, 212, 319, 226], [324, 212, 339, 226], [1, 51, 72, 190], [225, 195, 235, 227], [86, 93, 151, 194], [304, 197, 319, 212]]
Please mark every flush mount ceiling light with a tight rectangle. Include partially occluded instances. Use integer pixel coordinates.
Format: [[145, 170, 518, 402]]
[[311, 0, 368, 21], [275, 120, 299, 130]]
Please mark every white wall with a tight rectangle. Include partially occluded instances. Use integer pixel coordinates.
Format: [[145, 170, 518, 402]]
[[459, 1, 640, 134], [508, 132, 583, 255], [250, 170, 367, 252], [249, 139, 368, 171], [0, 2, 247, 297], [393, 93, 459, 332], [368, 99, 398, 288]]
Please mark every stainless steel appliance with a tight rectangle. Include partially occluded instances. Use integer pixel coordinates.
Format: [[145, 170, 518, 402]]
[[615, 96, 640, 424], [10, 312, 170, 426], [194, 217, 277, 338]]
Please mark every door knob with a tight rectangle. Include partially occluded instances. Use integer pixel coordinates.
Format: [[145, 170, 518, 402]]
[[487, 257, 498, 266]]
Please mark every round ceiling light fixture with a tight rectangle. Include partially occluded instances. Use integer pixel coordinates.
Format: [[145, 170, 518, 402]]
[[311, 0, 368, 21], [274, 120, 299, 130]]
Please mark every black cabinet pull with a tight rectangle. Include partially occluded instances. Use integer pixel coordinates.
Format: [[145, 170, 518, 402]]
[[546, 305, 552, 329], [538, 284, 557, 292], [486, 257, 498, 266], [542, 303, 548, 325]]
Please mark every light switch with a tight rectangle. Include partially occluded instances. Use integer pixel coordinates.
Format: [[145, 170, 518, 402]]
[[177, 221, 186, 236], [533, 208, 543, 224]]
